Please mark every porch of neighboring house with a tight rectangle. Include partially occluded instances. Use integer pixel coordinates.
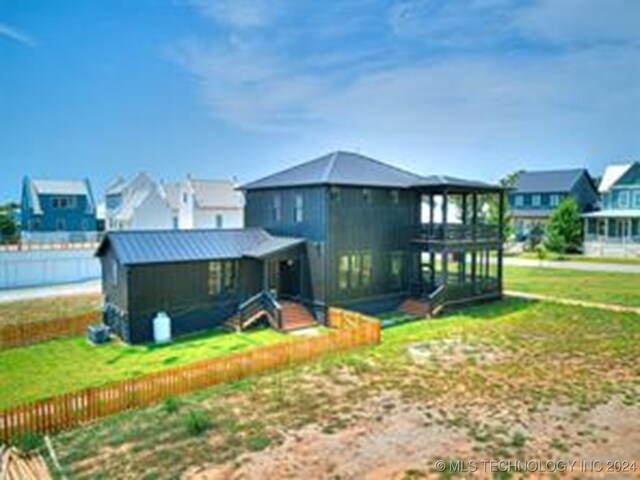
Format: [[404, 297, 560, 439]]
[[399, 184, 505, 317], [234, 238, 318, 332], [583, 212, 640, 257]]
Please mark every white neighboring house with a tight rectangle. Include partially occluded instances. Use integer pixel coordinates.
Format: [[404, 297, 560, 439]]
[[105, 173, 174, 231], [162, 177, 244, 229]]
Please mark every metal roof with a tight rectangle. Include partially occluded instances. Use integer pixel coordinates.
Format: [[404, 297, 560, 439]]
[[243, 236, 306, 259], [242, 151, 503, 192], [583, 210, 640, 218], [242, 151, 426, 190], [511, 209, 553, 219], [96, 228, 305, 265], [598, 163, 635, 193], [513, 169, 589, 194]]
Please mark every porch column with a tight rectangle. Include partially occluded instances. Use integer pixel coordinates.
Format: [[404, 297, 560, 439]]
[[461, 193, 467, 283], [497, 191, 505, 293], [429, 193, 435, 286], [441, 189, 449, 286], [471, 193, 478, 288]]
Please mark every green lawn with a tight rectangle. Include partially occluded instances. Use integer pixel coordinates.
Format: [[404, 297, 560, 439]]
[[512, 251, 640, 265], [0, 294, 101, 327], [0, 327, 287, 409], [47, 299, 640, 479], [505, 265, 640, 307]]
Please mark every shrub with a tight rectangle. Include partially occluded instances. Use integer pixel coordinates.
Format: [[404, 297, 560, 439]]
[[162, 397, 182, 415], [183, 410, 211, 436], [13, 431, 44, 452], [545, 198, 583, 254]]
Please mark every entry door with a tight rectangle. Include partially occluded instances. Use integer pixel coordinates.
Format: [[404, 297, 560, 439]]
[[279, 259, 301, 299]]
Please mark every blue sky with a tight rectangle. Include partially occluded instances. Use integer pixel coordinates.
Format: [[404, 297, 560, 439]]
[[1, 0, 638, 203]]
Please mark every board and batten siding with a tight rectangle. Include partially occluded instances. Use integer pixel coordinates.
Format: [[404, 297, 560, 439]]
[[245, 186, 329, 307], [326, 186, 420, 313]]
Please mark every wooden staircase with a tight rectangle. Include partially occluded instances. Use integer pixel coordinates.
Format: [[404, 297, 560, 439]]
[[279, 301, 317, 331]]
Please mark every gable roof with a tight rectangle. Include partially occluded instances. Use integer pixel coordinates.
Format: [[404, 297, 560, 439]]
[[105, 176, 127, 195], [242, 151, 426, 190], [96, 228, 303, 265], [161, 182, 181, 211], [513, 169, 590, 194], [191, 179, 244, 209], [598, 163, 635, 193], [23, 177, 95, 215]]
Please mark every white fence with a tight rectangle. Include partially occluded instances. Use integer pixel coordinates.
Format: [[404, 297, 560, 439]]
[[0, 248, 101, 289]]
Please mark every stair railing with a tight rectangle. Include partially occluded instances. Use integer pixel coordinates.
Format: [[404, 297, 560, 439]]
[[237, 290, 282, 331], [427, 284, 447, 316]]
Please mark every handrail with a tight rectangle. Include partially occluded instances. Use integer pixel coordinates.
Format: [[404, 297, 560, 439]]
[[238, 290, 282, 331]]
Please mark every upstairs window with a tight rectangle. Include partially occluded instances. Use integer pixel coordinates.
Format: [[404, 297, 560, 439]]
[[550, 194, 560, 207], [215, 214, 223, 228], [272, 194, 282, 222], [618, 191, 630, 208], [330, 186, 341, 204], [634, 191, 640, 208], [294, 194, 304, 223], [390, 190, 400, 205], [111, 261, 119, 286], [362, 188, 372, 205], [514, 195, 524, 207], [183, 193, 188, 204], [390, 251, 403, 289], [338, 255, 349, 290], [531, 194, 541, 207]]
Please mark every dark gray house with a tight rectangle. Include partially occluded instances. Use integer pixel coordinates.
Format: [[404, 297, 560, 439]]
[[97, 151, 506, 344], [509, 169, 598, 240]]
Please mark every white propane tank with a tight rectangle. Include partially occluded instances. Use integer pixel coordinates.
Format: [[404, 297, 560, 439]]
[[153, 312, 172, 344]]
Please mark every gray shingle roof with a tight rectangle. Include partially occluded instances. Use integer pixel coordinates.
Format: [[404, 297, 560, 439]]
[[513, 169, 588, 194], [96, 228, 304, 265], [242, 151, 425, 190]]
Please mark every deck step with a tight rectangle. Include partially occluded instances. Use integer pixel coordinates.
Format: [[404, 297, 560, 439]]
[[397, 298, 432, 318], [279, 301, 317, 331]]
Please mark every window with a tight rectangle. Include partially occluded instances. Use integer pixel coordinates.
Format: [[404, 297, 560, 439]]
[[514, 195, 524, 207], [531, 194, 541, 207], [361, 251, 372, 288], [330, 186, 341, 204], [52, 196, 73, 209], [183, 192, 188, 204], [338, 255, 349, 290], [294, 194, 304, 223], [272, 194, 282, 222], [208, 261, 238, 296], [390, 251, 403, 289], [349, 254, 361, 289], [390, 190, 400, 205], [634, 191, 640, 208], [215, 214, 223, 228], [111, 261, 119, 286], [550, 194, 560, 207], [362, 188, 372, 205], [172, 216, 179, 229], [618, 191, 630, 208]]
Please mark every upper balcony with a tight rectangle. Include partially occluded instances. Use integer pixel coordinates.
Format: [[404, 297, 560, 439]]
[[412, 223, 502, 245]]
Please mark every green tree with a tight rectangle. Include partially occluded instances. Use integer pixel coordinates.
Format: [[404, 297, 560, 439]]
[[481, 170, 522, 239], [0, 202, 19, 242], [544, 198, 583, 254]]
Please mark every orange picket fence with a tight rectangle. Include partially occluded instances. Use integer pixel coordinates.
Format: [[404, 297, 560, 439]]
[[0, 311, 101, 350], [0, 308, 380, 444]]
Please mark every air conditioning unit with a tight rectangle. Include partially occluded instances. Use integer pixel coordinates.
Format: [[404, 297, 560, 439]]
[[87, 324, 110, 345]]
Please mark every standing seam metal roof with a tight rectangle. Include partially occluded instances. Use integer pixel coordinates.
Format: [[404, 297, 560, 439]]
[[96, 228, 305, 265]]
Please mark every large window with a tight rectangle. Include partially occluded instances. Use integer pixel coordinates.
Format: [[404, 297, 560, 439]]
[[294, 194, 304, 223], [338, 251, 373, 292], [207, 261, 238, 296]]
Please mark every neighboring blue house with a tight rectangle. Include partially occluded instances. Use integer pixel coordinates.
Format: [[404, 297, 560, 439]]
[[584, 162, 640, 257], [21, 177, 98, 242], [509, 169, 599, 240]]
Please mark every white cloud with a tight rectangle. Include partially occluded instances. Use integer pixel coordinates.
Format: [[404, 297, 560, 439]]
[[188, 0, 277, 29], [0, 22, 35, 47]]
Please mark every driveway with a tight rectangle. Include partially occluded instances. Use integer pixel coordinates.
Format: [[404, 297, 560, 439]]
[[0, 280, 101, 303], [504, 257, 640, 274]]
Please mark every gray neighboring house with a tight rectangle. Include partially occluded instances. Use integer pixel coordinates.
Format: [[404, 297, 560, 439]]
[[509, 169, 599, 241]]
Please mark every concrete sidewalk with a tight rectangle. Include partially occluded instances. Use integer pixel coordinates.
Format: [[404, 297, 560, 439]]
[[505, 290, 640, 315], [504, 257, 640, 274], [0, 280, 101, 303]]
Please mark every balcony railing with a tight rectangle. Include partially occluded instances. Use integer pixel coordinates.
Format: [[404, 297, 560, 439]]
[[413, 224, 501, 243]]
